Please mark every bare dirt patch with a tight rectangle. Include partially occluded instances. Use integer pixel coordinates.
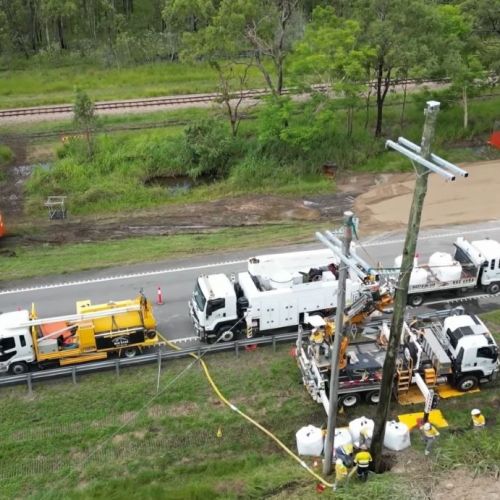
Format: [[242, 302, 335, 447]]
[[431, 469, 499, 500], [355, 160, 500, 233], [0, 149, 378, 247]]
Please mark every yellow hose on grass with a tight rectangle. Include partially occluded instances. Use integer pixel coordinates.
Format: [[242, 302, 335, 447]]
[[162, 336, 335, 489]]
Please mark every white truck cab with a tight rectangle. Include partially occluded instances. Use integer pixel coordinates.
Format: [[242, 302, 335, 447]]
[[0, 310, 35, 374], [442, 314, 498, 389], [189, 274, 238, 342], [455, 237, 500, 293]]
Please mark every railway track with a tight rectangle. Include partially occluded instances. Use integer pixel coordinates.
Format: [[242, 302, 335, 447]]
[[0, 78, 449, 119]]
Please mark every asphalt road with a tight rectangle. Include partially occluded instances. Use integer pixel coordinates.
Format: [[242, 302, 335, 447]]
[[2, 220, 500, 342]]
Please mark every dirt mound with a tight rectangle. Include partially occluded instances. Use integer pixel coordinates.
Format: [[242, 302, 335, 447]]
[[355, 160, 500, 233]]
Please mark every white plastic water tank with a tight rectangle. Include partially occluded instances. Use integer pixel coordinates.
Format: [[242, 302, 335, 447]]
[[429, 251, 453, 268], [269, 270, 293, 289], [410, 267, 429, 286], [394, 255, 419, 268], [395, 255, 429, 285], [348, 416, 374, 443], [383, 421, 411, 451], [429, 252, 462, 281], [333, 427, 352, 449], [296, 425, 324, 456]]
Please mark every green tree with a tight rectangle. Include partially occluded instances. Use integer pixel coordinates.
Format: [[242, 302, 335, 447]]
[[163, 0, 217, 34], [461, 0, 500, 77], [73, 89, 97, 157], [351, 0, 433, 137], [182, 3, 254, 136], [290, 5, 372, 136], [431, 5, 486, 129], [41, 0, 77, 49], [215, 0, 302, 95]]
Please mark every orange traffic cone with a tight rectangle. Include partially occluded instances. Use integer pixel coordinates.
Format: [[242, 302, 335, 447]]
[[156, 286, 164, 305]]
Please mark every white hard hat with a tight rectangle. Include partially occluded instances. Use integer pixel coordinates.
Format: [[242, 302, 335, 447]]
[[423, 422, 431, 431], [471, 409, 481, 416]]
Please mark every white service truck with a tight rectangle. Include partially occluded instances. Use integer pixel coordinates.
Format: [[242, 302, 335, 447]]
[[189, 249, 367, 343], [403, 237, 500, 306], [297, 308, 499, 411]]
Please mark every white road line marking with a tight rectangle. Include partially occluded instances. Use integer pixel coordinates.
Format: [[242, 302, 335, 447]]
[[2, 224, 500, 296], [362, 225, 500, 248], [0, 259, 246, 296]]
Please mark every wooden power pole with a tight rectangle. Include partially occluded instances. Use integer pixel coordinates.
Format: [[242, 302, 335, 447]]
[[322, 211, 354, 476], [370, 101, 468, 472]]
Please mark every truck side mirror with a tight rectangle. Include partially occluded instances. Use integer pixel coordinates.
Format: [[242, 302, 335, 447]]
[[206, 298, 225, 316]]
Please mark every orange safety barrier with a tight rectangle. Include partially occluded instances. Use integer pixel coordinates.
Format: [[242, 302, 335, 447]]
[[488, 131, 500, 149]]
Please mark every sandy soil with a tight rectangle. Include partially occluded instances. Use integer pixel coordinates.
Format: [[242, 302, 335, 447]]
[[355, 160, 500, 233], [431, 471, 500, 500]]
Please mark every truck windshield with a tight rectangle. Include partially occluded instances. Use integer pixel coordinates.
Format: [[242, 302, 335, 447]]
[[193, 282, 207, 312]]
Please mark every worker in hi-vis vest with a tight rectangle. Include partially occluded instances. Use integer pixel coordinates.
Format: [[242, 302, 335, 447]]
[[334, 459, 348, 490], [421, 422, 440, 456], [471, 409, 486, 429], [353, 446, 372, 481]]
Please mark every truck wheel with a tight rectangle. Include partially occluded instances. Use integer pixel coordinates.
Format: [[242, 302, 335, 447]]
[[10, 362, 29, 375], [457, 375, 478, 392], [408, 294, 424, 307], [486, 282, 500, 294], [365, 390, 380, 405], [217, 326, 235, 343], [339, 394, 360, 408], [145, 330, 157, 340], [123, 347, 138, 359]]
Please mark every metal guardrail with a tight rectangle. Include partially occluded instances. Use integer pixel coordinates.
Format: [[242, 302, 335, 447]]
[[0, 332, 299, 390]]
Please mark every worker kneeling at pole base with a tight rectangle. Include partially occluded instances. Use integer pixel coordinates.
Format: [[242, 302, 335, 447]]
[[353, 446, 372, 482], [335, 442, 354, 468], [421, 422, 439, 456], [471, 409, 486, 429]]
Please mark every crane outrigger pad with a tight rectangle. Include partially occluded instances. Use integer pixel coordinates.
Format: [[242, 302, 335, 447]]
[[398, 410, 448, 430]]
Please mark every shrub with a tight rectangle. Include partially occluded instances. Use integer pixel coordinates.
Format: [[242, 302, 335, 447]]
[[0, 144, 13, 166], [183, 118, 240, 180]]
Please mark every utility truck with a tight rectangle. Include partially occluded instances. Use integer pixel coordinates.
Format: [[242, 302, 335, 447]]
[[189, 249, 374, 343], [297, 308, 498, 411], [403, 237, 500, 306], [0, 294, 159, 375]]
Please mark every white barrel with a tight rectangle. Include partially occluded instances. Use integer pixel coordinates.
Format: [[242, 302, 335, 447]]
[[383, 421, 411, 451], [333, 427, 352, 449], [395, 255, 428, 285], [429, 251, 453, 267], [435, 262, 462, 282], [348, 416, 374, 442], [296, 425, 324, 456], [410, 267, 429, 286]]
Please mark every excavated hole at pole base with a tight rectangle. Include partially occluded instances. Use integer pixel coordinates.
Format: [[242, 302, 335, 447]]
[[376, 453, 396, 473]]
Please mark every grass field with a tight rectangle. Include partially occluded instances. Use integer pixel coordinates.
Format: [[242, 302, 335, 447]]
[[1, 333, 498, 499], [3, 222, 331, 281], [0, 62, 268, 109]]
